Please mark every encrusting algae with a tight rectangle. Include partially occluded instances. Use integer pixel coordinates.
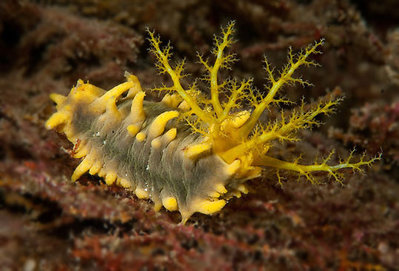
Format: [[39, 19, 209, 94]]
[[46, 22, 378, 224]]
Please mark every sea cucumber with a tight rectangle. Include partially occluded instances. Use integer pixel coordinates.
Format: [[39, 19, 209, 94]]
[[46, 23, 377, 223]]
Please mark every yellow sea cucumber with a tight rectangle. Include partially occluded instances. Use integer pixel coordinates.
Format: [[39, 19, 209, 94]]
[[46, 22, 377, 223]]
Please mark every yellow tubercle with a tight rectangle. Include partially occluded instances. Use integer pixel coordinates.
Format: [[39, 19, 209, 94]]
[[231, 111, 251, 128], [71, 158, 93, 182], [232, 191, 242, 198], [161, 94, 182, 108], [178, 100, 190, 111], [49, 93, 66, 106], [136, 132, 146, 142], [224, 159, 241, 176], [147, 111, 179, 138], [129, 91, 146, 123], [89, 161, 102, 175], [98, 168, 106, 178], [209, 191, 220, 198], [151, 138, 162, 149], [91, 81, 134, 113], [70, 81, 105, 105], [124, 72, 143, 99], [242, 167, 262, 180], [154, 200, 163, 212], [76, 80, 105, 97], [119, 178, 132, 189], [45, 112, 69, 130], [127, 124, 141, 137], [135, 187, 149, 199], [237, 184, 248, 194], [105, 172, 117, 185], [192, 198, 226, 215], [162, 128, 177, 145], [218, 112, 250, 136], [162, 196, 178, 211], [215, 183, 227, 194], [105, 98, 122, 122], [184, 142, 212, 160], [161, 94, 172, 106], [73, 145, 90, 159], [169, 94, 182, 108]]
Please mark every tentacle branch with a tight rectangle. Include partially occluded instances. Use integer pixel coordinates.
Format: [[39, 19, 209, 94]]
[[220, 96, 339, 162], [239, 39, 324, 138], [148, 30, 214, 124], [209, 22, 237, 117], [255, 152, 380, 184]]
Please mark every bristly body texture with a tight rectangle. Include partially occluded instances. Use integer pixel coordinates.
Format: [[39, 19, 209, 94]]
[[46, 22, 377, 223]]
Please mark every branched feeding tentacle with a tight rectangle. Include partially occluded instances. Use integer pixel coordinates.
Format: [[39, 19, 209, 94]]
[[219, 96, 340, 162], [148, 24, 376, 185], [255, 152, 381, 184], [239, 39, 325, 138], [209, 22, 237, 117], [221, 78, 253, 120], [148, 30, 214, 125]]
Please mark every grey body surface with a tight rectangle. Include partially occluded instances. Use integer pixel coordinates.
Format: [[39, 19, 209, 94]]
[[71, 99, 233, 215]]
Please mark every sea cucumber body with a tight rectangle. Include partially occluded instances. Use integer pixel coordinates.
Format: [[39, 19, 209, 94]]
[[76, 101, 232, 217], [46, 25, 376, 223], [47, 79, 246, 221]]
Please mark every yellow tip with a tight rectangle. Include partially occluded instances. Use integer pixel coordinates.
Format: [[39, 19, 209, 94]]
[[177, 100, 190, 111], [161, 94, 172, 106], [73, 145, 89, 158], [169, 94, 182, 108], [193, 199, 226, 215], [49, 93, 67, 105], [151, 138, 162, 149], [130, 91, 146, 123], [127, 124, 141, 137], [232, 191, 242, 198], [179, 211, 193, 225], [154, 200, 163, 212], [70, 81, 106, 108], [119, 178, 132, 189], [89, 161, 102, 175], [98, 168, 106, 178], [100, 81, 134, 103], [105, 172, 117, 185], [136, 132, 146, 142], [209, 191, 220, 198], [71, 158, 93, 182], [237, 184, 248, 194], [77, 82, 105, 97], [231, 111, 251, 128], [162, 196, 178, 211], [135, 187, 149, 199], [46, 112, 68, 130], [105, 99, 122, 121], [162, 128, 177, 145], [147, 111, 179, 138], [124, 72, 143, 98], [215, 183, 227, 194], [224, 159, 241, 176], [161, 94, 182, 108], [184, 142, 212, 160]]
